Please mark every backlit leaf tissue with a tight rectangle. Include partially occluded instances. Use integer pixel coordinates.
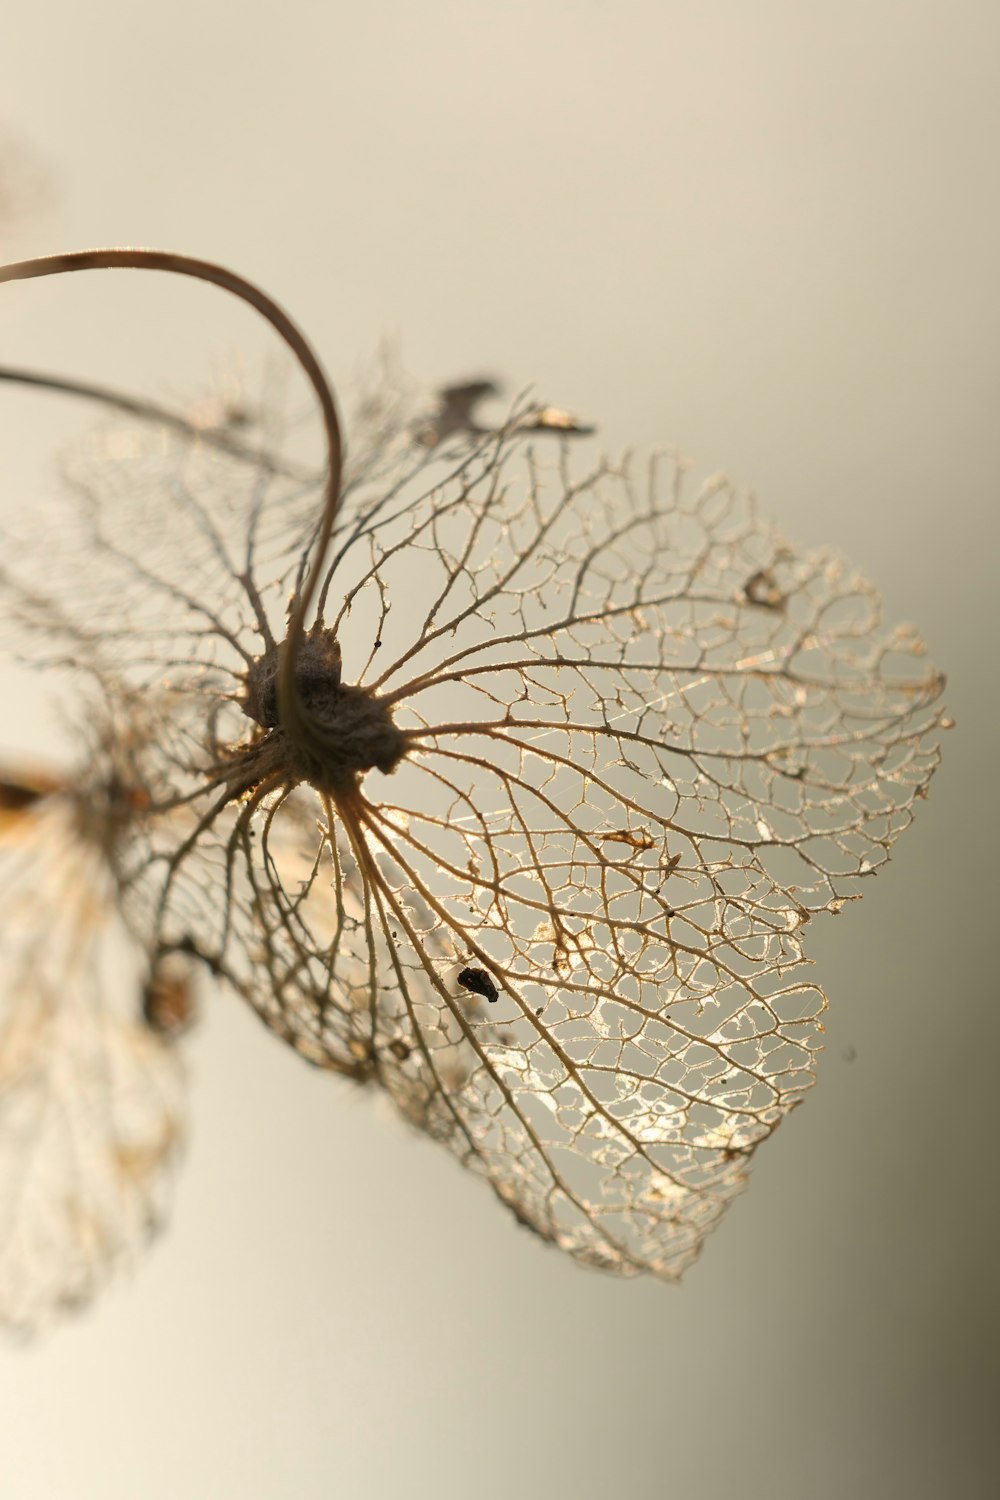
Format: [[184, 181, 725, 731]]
[[0, 249, 947, 1331]]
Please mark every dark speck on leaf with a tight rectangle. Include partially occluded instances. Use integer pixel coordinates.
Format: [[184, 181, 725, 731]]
[[744, 567, 785, 611], [458, 966, 499, 1003]]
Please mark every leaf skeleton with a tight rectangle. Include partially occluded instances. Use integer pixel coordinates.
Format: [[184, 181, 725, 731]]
[[0, 247, 948, 1330]]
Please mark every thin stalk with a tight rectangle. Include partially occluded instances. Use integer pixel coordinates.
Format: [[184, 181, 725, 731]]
[[0, 248, 342, 733], [0, 362, 317, 481]]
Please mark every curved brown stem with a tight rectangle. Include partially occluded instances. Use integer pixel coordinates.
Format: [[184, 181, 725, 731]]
[[0, 247, 342, 730]]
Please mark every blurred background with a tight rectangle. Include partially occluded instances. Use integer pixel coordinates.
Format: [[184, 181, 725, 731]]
[[0, 2, 996, 1495]]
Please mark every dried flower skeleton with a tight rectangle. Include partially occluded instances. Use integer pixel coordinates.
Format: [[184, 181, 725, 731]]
[[0, 250, 946, 1327], [0, 717, 191, 1330]]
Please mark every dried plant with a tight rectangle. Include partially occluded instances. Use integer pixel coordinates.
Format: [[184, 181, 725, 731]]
[[0, 249, 946, 1316], [0, 698, 191, 1331]]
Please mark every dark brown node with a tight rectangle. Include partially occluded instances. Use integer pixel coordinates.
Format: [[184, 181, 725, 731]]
[[458, 966, 499, 1004], [240, 625, 406, 791], [242, 628, 343, 729]]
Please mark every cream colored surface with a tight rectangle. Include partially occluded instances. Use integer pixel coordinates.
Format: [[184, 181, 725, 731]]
[[0, 3, 995, 1496]]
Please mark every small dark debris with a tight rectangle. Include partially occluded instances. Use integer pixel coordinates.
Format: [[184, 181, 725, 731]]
[[0, 779, 45, 813], [415, 379, 499, 446], [388, 1038, 411, 1062], [0, 768, 66, 813], [221, 403, 253, 431], [458, 966, 499, 1003], [744, 568, 785, 611], [142, 967, 196, 1038], [416, 379, 595, 447], [507, 1200, 547, 1241]]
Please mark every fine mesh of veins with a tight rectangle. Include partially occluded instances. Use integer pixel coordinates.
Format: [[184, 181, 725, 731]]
[[0, 378, 946, 1280], [0, 710, 189, 1332]]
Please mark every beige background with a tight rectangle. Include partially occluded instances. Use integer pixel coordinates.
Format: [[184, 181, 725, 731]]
[[0, 2, 996, 1496]]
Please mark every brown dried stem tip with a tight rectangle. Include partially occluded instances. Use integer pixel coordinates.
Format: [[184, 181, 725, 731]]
[[0, 247, 369, 788]]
